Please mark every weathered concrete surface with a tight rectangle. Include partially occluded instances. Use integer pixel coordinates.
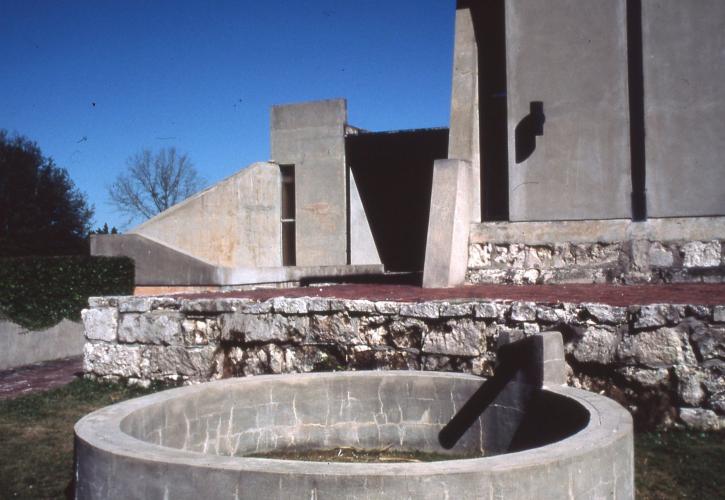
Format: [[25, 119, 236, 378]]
[[0, 319, 83, 371], [131, 162, 282, 268], [448, 2, 481, 221], [642, 0, 725, 217], [91, 233, 220, 286], [348, 169, 381, 266], [505, 0, 631, 221], [75, 371, 632, 499], [469, 217, 725, 245], [423, 159, 474, 288], [271, 99, 348, 266]]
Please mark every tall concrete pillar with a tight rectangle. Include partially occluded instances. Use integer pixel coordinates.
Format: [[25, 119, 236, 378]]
[[448, 1, 481, 223], [423, 159, 474, 288], [271, 100, 349, 266]]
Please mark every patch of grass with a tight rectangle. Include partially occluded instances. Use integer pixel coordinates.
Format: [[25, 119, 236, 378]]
[[0, 379, 156, 499], [635, 430, 725, 499], [0, 380, 723, 499]]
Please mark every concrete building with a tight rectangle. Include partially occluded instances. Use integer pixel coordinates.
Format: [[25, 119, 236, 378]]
[[94, 0, 725, 292]]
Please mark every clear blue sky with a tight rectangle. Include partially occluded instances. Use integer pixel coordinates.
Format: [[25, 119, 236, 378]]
[[1, 0, 455, 230]]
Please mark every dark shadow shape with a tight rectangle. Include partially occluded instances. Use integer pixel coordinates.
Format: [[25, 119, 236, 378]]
[[507, 390, 590, 452], [438, 337, 537, 449], [515, 101, 545, 164], [345, 129, 448, 273], [468, 0, 510, 221]]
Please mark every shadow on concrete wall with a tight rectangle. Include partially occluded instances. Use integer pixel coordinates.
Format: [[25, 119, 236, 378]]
[[346, 129, 448, 273], [515, 101, 546, 164]]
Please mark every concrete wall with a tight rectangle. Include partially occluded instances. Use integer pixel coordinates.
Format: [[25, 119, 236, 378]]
[[0, 319, 83, 370], [505, 0, 631, 221], [643, 0, 725, 217], [131, 162, 282, 268], [271, 100, 348, 266]]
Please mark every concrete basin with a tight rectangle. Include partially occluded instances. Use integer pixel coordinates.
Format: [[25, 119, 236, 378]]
[[75, 371, 633, 499]]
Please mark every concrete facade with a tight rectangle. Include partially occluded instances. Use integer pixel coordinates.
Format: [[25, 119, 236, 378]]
[[271, 100, 349, 266], [131, 162, 281, 268], [642, 0, 725, 217], [505, 0, 631, 221]]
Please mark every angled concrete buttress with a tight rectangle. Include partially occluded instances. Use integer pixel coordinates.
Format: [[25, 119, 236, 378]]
[[423, 159, 474, 288]]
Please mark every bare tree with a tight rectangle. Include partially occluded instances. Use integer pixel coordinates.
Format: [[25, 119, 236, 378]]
[[108, 147, 204, 225]]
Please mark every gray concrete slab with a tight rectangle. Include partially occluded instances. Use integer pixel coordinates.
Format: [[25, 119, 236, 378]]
[[505, 0, 631, 221], [423, 159, 474, 288], [642, 0, 725, 217], [271, 99, 349, 266], [468, 216, 725, 245]]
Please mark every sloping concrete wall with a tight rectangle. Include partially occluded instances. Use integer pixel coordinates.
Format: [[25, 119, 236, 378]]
[[91, 234, 221, 286], [505, 0, 631, 221], [131, 162, 282, 268], [643, 0, 725, 217], [271, 100, 348, 266]]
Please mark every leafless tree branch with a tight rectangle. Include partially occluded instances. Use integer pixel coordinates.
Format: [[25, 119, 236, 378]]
[[107, 147, 204, 227]]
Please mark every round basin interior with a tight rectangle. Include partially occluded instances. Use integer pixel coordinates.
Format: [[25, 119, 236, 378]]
[[75, 371, 633, 499], [119, 371, 588, 459]]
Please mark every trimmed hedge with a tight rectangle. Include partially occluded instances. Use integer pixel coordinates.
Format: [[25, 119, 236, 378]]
[[0, 256, 134, 329]]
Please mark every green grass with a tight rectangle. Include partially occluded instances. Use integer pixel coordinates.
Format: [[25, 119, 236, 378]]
[[0, 380, 723, 499], [0, 379, 155, 499], [635, 430, 725, 499]]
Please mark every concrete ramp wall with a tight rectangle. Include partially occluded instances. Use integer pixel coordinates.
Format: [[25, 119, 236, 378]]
[[130, 162, 282, 268]]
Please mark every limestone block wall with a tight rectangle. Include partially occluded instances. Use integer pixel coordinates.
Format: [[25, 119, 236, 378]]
[[83, 295, 724, 431], [467, 218, 725, 285]]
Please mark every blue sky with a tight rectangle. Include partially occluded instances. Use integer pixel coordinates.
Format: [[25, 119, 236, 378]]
[[1, 0, 455, 230]]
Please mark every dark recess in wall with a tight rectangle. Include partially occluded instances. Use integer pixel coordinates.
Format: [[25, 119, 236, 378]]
[[346, 129, 448, 272], [470, 0, 510, 221], [627, 0, 647, 221]]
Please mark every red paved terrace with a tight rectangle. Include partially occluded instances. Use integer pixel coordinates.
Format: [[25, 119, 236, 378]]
[[180, 283, 725, 307]]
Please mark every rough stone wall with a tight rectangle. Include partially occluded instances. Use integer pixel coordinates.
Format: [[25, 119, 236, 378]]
[[467, 239, 725, 285], [83, 295, 724, 431]]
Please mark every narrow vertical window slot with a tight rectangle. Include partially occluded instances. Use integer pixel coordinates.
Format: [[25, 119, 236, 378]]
[[280, 164, 296, 266]]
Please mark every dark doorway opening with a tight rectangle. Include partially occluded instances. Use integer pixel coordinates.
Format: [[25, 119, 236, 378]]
[[627, 0, 647, 221], [345, 129, 448, 273], [470, 0, 509, 221], [280, 164, 296, 266]]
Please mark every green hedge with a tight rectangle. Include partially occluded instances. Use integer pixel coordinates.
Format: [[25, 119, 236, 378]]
[[0, 256, 134, 330]]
